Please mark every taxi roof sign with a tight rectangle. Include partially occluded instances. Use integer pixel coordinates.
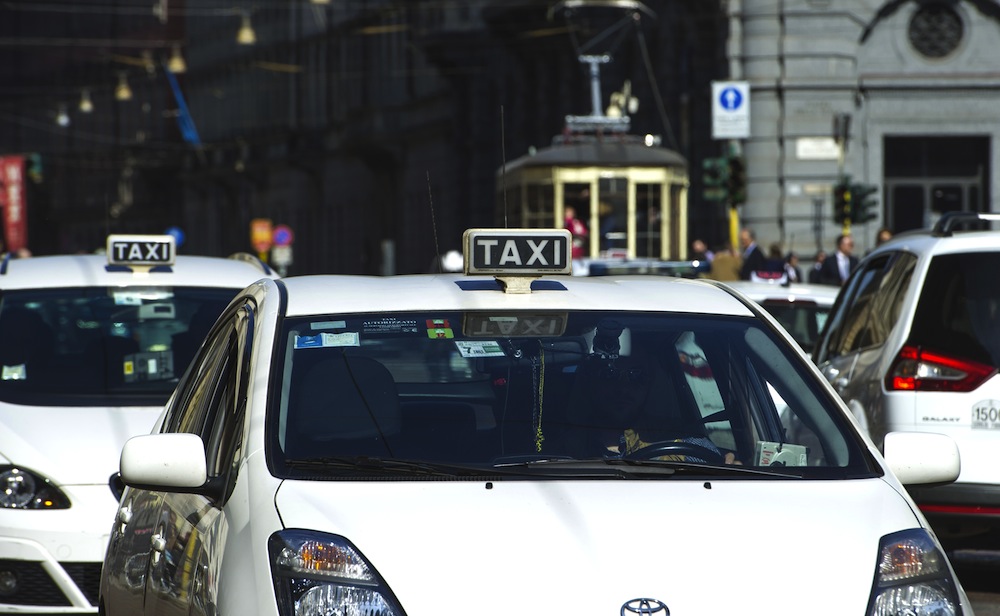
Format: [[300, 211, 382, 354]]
[[107, 234, 176, 267], [463, 229, 572, 276]]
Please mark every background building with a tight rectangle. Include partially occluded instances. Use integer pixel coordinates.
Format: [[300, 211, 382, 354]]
[[0, 0, 729, 274], [729, 0, 998, 259]]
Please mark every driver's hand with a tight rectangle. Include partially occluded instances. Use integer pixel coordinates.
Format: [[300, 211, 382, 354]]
[[724, 452, 742, 465]]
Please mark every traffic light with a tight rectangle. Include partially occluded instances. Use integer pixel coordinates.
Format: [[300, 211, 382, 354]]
[[701, 157, 729, 202], [851, 182, 878, 223], [833, 178, 852, 224], [726, 155, 746, 206]]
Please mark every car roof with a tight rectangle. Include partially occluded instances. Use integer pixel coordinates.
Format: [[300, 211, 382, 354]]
[[279, 274, 758, 318], [873, 211, 1000, 259], [869, 228, 1000, 260], [0, 253, 276, 289], [719, 281, 839, 306]]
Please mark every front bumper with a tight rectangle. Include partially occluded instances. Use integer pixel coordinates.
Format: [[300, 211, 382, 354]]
[[0, 484, 118, 613]]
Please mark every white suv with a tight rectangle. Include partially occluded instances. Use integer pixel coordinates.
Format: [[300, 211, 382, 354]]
[[813, 211, 1000, 556]]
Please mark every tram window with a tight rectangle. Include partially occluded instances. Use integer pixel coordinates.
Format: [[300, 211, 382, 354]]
[[564, 183, 591, 225], [525, 184, 555, 227], [497, 187, 522, 227], [637, 183, 662, 259], [599, 177, 628, 255]]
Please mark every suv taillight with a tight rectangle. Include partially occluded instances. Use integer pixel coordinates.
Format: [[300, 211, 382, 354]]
[[886, 345, 997, 392]]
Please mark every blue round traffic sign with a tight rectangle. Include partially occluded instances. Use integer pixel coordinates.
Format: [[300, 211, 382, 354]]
[[272, 224, 294, 247], [164, 226, 185, 248], [718, 87, 743, 111]]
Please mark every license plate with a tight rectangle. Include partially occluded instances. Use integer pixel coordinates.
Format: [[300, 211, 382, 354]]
[[971, 400, 1000, 429]]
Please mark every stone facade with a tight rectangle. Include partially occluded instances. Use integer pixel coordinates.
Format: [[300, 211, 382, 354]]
[[729, 0, 1000, 258]]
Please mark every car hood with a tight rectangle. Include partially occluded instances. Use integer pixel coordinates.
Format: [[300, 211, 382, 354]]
[[0, 403, 162, 484], [275, 477, 923, 614]]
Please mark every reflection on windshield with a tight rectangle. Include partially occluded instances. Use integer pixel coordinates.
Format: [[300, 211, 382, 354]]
[[272, 312, 869, 478], [0, 287, 235, 404]]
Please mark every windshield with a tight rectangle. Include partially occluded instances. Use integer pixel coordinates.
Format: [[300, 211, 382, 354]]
[[269, 311, 872, 479], [0, 287, 237, 406]]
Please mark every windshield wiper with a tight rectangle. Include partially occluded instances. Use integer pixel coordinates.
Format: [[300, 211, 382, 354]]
[[284, 456, 802, 480], [496, 457, 801, 478], [604, 457, 802, 477], [284, 456, 498, 477]]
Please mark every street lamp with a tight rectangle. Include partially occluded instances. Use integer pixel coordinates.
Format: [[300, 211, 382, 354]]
[[78, 89, 94, 113], [115, 73, 133, 101], [237, 13, 256, 45], [167, 45, 187, 73]]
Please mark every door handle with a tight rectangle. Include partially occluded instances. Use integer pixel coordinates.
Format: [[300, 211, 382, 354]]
[[150, 533, 166, 564], [116, 505, 132, 533]]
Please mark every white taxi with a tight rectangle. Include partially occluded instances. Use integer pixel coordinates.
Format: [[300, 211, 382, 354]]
[[0, 235, 277, 614], [721, 280, 838, 354], [101, 229, 971, 616]]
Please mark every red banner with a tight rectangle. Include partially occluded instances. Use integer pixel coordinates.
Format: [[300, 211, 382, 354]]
[[0, 156, 27, 253]]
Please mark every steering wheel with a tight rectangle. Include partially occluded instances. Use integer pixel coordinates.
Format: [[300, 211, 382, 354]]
[[622, 440, 725, 464]]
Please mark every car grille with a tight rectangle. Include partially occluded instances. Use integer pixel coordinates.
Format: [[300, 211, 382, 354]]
[[0, 559, 101, 608], [62, 562, 102, 606]]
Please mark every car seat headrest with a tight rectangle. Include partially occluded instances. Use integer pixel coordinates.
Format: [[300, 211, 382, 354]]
[[583, 319, 631, 358]]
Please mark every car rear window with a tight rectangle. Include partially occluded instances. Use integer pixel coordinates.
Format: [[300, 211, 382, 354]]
[[758, 300, 831, 353], [910, 252, 1000, 368]]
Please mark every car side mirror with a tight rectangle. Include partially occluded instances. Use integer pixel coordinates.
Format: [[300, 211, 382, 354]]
[[882, 431, 960, 486], [120, 433, 215, 496]]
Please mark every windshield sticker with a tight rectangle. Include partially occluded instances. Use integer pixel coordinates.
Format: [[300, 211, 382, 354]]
[[1, 364, 26, 380], [362, 318, 419, 334], [755, 441, 808, 467], [427, 319, 454, 339], [311, 320, 346, 330], [112, 289, 173, 304], [294, 332, 360, 349], [455, 340, 505, 358], [112, 293, 143, 306]]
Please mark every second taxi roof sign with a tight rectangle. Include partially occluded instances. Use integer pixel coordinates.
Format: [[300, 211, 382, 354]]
[[106, 234, 176, 266]]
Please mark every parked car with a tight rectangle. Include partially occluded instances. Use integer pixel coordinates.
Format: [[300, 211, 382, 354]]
[[99, 228, 970, 616], [0, 235, 277, 613], [720, 280, 838, 353], [813, 211, 1000, 555]]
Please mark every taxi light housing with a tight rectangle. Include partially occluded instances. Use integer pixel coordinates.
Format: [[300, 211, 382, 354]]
[[269, 530, 405, 616], [885, 345, 995, 392], [0, 466, 71, 509], [867, 529, 961, 615]]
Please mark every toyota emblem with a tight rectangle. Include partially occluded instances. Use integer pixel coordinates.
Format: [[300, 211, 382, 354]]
[[622, 598, 669, 616]]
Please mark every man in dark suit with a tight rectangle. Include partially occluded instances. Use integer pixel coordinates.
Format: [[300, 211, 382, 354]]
[[818, 234, 858, 286], [738, 227, 766, 280], [808, 250, 826, 283]]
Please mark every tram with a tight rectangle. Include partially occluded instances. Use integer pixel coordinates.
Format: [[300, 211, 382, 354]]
[[495, 134, 690, 270], [494, 11, 694, 276]]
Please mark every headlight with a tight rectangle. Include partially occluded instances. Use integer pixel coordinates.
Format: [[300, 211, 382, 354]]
[[868, 529, 963, 616], [0, 466, 70, 509], [269, 530, 405, 616]]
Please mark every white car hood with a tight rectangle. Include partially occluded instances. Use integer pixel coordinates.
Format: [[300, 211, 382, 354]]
[[275, 477, 923, 615], [0, 403, 162, 484]]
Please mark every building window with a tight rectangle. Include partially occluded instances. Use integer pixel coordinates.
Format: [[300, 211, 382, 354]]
[[908, 3, 963, 58]]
